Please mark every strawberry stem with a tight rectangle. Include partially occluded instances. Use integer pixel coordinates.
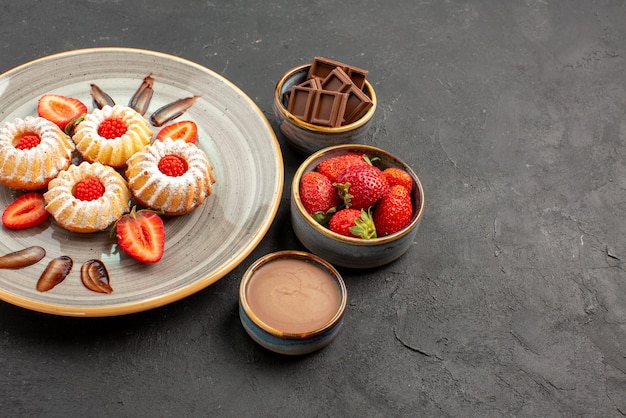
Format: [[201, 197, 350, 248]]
[[312, 207, 336, 226], [110, 205, 164, 237], [64, 113, 86, 135], [333, 182, 353, 208], [349, 209, 377, 239]]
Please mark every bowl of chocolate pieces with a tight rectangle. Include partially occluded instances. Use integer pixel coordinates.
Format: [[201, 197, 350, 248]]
[[273, 57, 377, 155]]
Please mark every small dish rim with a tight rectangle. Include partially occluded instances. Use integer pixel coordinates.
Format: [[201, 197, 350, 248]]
[[273, 64, 378, 133], [291, 144, 426, 246], [239, 250, 348, 340]]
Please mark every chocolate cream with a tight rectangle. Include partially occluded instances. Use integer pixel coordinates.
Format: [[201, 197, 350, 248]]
[[246, 258, 341, 334]]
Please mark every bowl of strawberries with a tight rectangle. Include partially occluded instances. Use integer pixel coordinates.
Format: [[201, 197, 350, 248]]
[[291, 144, 425, 269]]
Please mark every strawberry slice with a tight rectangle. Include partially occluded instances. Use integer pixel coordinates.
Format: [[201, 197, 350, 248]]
[[155, 120, 198, 144], [2, 192, 49, 230], [115, 207, 165, 263], [37, 94, 88, 131]]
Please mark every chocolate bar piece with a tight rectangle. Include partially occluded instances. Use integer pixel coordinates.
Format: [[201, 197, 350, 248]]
[[287, 86, 316, 122], [285, 57, 372, 126], [310, 56, 369, 89], [299, 77, 322, 90], [321, 68, 354, 93], [346, 67, 368, 90], [308, 57, 348, 82], [343, 87, 373, 124], [310, 91, 348, 127], [320, 67, 372, 124], [283, 78, 321, 107]]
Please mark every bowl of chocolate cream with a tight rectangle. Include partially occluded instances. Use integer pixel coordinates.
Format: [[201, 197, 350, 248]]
[[239, 250, 347, 355], [273, 57, 377, 155]]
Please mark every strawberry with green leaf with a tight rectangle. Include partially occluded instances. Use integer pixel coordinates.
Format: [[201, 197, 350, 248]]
[[328, 208, 377, 239], [335, 164, 389, 210], [299, 171, 339, 225]]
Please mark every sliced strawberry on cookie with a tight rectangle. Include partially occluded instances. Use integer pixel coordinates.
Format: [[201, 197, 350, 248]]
[[155, 120, 198, 144], [2, 192, 49, 230], [97, 117, 128, 139], [74, 177, 105, 201], [115, 207, 165, 263], [15, 135, 41, 150], [37, 94, 88, 132]]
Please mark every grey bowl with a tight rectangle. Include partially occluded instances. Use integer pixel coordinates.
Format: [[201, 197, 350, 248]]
[[239, 250, 347, 355], [290, 144, 425, 269], [273, 64, 377, 155]]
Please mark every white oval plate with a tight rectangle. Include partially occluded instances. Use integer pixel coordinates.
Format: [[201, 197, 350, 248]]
[[0, 48, 283, 316]]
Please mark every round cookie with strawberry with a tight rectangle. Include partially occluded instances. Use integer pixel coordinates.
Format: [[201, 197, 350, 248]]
[[43, 161, 131, 233], [0, 79, 214, 270]]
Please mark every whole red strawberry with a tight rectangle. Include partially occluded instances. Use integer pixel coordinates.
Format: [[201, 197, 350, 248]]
[[373, 185, 413, 236], [316, 153, 370, 183], [382, 167, 413, 193], [335, 164, 389, 210], [328, 208, 376, 239], [299, 171, 339, 224]]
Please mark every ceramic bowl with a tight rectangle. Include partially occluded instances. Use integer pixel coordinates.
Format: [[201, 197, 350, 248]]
[[273, 64, 377, 155], [291, 144, 425, 269], [239, 250, 348, 355]]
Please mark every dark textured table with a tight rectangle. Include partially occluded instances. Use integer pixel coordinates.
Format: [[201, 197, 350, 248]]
[[1, 1, 625, 416]]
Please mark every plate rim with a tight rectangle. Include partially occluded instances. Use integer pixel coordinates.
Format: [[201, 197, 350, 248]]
[[0, 47, 284, 317]]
